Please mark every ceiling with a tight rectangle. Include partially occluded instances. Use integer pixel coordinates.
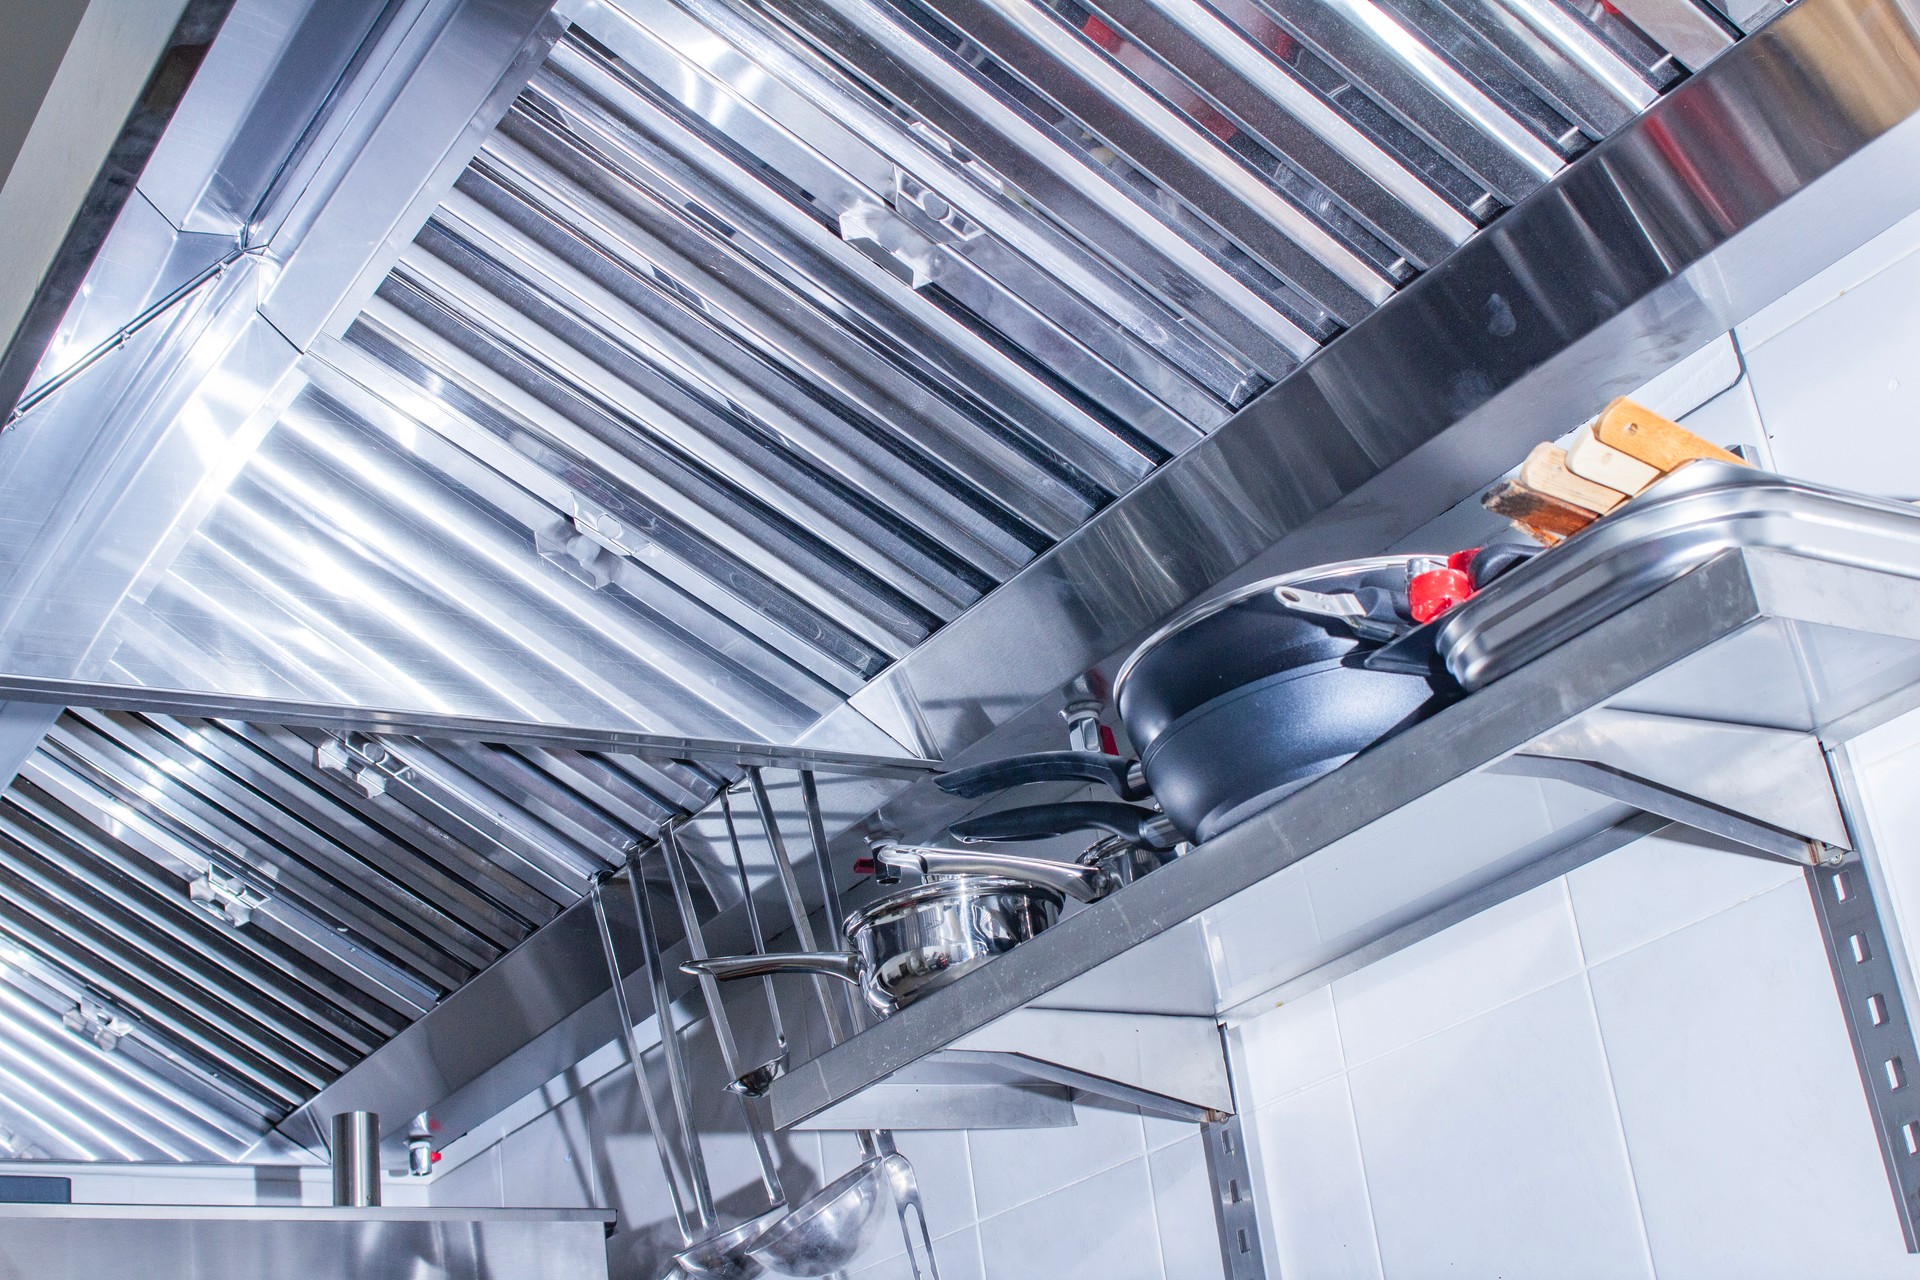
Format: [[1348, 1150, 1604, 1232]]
[[0, 0, 1746, 1160]]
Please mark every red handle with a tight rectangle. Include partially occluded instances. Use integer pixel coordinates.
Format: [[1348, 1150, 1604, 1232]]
[[1409, 567, 1473, 623]]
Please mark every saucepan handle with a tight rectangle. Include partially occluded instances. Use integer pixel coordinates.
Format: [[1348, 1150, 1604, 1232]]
[[935, 751, 1149, 800], [948, 802, 1179, 850], [683, 953, 861, 985]]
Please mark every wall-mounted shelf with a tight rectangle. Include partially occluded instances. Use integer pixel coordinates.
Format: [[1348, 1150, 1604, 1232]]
[[763, 546, 1920, 1237]]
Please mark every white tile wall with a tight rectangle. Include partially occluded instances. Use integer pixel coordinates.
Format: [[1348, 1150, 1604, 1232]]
[[1246, 1077, 1381, 1280], [1589, 881, 1920, 1279], [977, 1160, 1165, 1280]]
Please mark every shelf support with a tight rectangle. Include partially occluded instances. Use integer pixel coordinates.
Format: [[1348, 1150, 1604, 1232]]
[[947, 1008, 1233, 1122], [1499, 709, 1850, 865], [1807, 858, 1920, 1250]]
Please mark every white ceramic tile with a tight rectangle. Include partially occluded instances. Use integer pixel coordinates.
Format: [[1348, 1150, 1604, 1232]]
[[1745, 238, 1920, 495], [429, 1142, 503, 1208], [978, 1159, 1164, 1280], [499, 1097, 600, 1208], [1848, 737, 1920, 1006], [1737, 203, 1920, 350], [1850, 703, 1920, 767], [1148, 1134, 1228, 1280], [1348, 977, 1654, 1279], [968, 1096, 1144, 1218], [1589, 881, 1920, 1279], [850, 1227, 985, 1280], [1230, 985, 1344, 1108], [1678, 374, 1776, 468], [1305, 773, 1555, 948], [1567, 827, 1800, 964], [1247, 1078, 1382, 1280], [1140, 1108, 1205, 1153], [1619, 334, 1744, 424], [1202, 865, 1322, 1009], [1332, 879, 1583, 1066]]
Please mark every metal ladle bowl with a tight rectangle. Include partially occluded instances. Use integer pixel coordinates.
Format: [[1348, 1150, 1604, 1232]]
[[669, 1205, 788, 1279], [744, 1156, 891, 1277]]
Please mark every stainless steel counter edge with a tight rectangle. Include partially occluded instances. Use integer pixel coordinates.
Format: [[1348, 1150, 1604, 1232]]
[[846, 0, 1920, 762]]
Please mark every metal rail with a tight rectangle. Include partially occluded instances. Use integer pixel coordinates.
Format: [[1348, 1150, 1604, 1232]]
[[0, 676, 940, 779]]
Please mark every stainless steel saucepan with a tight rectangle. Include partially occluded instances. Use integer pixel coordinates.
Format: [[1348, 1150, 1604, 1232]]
[[683, 843, 1110, 1013]]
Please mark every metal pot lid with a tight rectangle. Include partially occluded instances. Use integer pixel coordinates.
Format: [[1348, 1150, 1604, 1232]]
[[1112, 554, 1444, 705], [843, 875, 1065, 936]]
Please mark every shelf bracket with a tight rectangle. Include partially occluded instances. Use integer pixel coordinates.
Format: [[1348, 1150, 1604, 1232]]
[[944, 1008, 1234, 1122], [1499, 709, 1849, 865]]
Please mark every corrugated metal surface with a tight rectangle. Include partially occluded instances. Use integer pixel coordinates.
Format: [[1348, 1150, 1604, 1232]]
[[0, 709, 719, 1160], [0, 0, 1729, 1159]]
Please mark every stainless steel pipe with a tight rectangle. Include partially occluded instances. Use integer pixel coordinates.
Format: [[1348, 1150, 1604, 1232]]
[[330, 1111, 380, 1207]]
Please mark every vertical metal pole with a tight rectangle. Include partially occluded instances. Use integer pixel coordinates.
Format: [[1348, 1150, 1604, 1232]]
[[721, 786, 786, 1057], [625, 848, 715, 1231], [801, 770, 860, 1030], [1202, 1113, 1268, 1279], [1807, 857, 1920, 1251], [748, 766, 848, 1044], [590, 879, 692, 1242], [660, 825, 784, 1204], [330, 1111, 381, 1208]]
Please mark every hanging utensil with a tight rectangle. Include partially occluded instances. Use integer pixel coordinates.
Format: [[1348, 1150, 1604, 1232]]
[[616, 847, 781, 1280], [623, 850, 714, 1232], [733, 769, 940, 1279], [719, 787, 787, 1096], [587, 880, 702, 1258], [659, 826, 785, 1208]]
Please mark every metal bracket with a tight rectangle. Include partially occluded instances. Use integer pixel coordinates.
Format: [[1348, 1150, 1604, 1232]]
[[187, 866, 269, 927], [63, 994, 133, 1053], [1807, 860, 1920, 1250], [1204, 1113, 1268, 1280], [946, 1007, 1233, 1121], [787, 1067, 1075, 1132], [1500, 709, 1851, 864]]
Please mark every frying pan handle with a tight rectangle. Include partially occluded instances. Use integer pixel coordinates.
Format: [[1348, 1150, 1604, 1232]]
[[948, 802, 1179, 850], [684, 953, 862, 985], [935, 751, 1150, 800], [1467, 542, 1544, 588]]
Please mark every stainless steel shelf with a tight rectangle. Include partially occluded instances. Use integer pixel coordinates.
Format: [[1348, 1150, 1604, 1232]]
[[766, 545, 1920, 1129]]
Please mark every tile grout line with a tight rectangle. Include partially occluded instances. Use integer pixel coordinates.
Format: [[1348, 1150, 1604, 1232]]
[[1564, 876, 1663, 1280], [1327, 985, 1390, 1278], [967, 1108, 1152, 1222]]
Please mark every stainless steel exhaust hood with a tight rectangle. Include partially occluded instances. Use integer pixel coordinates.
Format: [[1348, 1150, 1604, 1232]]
[[0, 0, 1899, 1166]]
